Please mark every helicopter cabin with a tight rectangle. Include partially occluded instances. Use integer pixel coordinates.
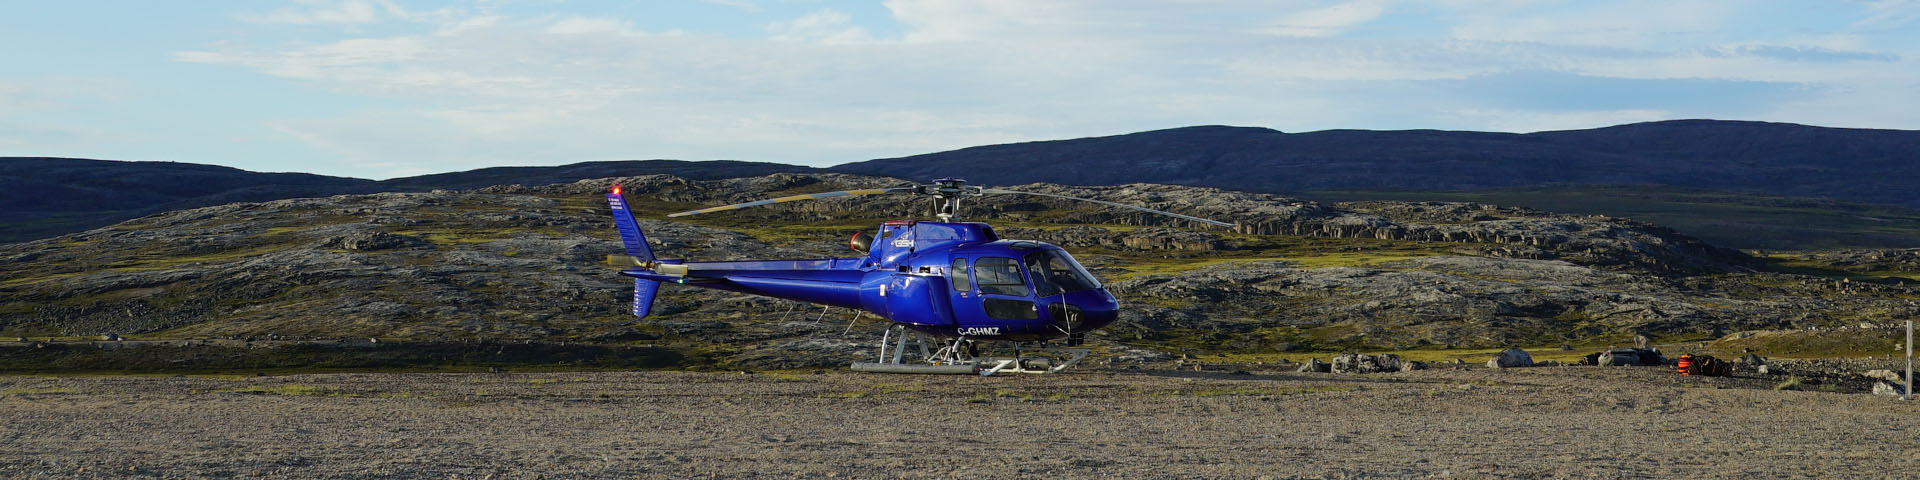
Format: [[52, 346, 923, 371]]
[[863, 220, 997, 269], [861, 222, 1112, 339]]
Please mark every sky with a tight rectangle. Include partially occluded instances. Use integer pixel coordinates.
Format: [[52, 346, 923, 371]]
[[3, 1, 1918, 179]]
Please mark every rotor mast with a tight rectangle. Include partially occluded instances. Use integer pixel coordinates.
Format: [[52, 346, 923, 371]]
[[918, 177, 983, 222]]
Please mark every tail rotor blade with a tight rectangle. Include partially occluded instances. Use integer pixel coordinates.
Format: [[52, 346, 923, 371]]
[[980, 188, 1236, 228], [666, 187, 913, 218]]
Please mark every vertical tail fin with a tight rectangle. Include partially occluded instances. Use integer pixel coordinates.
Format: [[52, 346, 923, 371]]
[[606, 186, 655, 262], [608, 186, 661, 318]]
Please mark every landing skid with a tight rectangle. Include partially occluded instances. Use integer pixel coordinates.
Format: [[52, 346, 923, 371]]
[[849, 325, 1089, 376]]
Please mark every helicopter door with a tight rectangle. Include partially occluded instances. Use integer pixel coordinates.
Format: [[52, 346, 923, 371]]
[[884, 271, 955, 327], [952, 256, 1038, 333]]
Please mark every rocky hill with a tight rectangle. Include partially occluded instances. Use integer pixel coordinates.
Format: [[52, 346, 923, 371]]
[[10, 120, 1920, 249], [4, 174, 1914, 368], [0, 158, 817, 245], [0, 158, 382, 244], [832, 120, 1920, 209], [376, 160, 818, 190]]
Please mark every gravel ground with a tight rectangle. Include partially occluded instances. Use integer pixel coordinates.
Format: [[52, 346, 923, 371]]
[[2, 366, 1916, 479]]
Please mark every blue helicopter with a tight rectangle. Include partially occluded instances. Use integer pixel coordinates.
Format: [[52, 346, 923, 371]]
[[605, 178, 1232, 375]]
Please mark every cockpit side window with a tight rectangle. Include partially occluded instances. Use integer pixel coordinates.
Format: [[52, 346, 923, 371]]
[[1025, 250, 1100, 295], [974, 257, 1029, 296], [1024, 253, 1062, 297], [949, 258, 970, 292]]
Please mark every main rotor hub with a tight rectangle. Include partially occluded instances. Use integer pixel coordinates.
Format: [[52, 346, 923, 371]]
[[916, 178, 984, 222]]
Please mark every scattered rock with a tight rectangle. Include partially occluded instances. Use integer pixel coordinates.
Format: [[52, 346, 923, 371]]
[[1297, 358, 1331, 373], [326, 231, 424, 251], [1487, 348, 1533, 368], [1332, 353, 1403, 374], [1863, 369, 1907, 382], [1756, 364, 1774, 375], [1872, 381, 1908, 397], [1106, 345, 1176, 363], [1400, 361, 1426, 372], [1593, 348, 1665, 367], [1596, 350, 1634, 366]]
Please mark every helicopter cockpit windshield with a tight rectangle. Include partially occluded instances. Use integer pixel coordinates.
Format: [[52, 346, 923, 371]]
[[1024, 249, 1101, 297]]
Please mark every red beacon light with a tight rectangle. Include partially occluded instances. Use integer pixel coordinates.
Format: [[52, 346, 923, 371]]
[[611, 185, 623, 195]]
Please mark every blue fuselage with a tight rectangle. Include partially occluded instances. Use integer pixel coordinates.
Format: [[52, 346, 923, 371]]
[[622, 221, 1120, 342]]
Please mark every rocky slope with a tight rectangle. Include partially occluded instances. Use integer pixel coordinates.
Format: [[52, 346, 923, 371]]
[[2, 174, 1914, 368]]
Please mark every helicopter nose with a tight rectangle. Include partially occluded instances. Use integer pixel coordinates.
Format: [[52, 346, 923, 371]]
[[1053, 289, 1120, 332]]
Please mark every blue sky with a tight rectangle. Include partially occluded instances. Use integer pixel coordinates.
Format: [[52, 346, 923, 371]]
[[3, 1, 1917, 179]]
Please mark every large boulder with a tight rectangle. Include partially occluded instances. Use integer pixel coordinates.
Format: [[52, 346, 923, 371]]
[[1593, 348, 1665, 366], [1487, 348, 1533, 368], [1873, 381, 1908, 397], [1596, 350, 1637, 366], [1331, 353, 1403, 374]]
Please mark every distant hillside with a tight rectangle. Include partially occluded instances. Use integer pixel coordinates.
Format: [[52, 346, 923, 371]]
[[0, 158, 817, 244], [1303, 186, 1920, 251], [377, 160, 818, 190], [831, 120, 1920, 210], [9, 120, 1920, 248], [0, 158, 380, 243]]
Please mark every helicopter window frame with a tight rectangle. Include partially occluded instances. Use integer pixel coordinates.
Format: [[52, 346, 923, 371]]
[[1025, 249, 1101, 296], [949, 258, 970, 292], [973, 257, 1030, 297]]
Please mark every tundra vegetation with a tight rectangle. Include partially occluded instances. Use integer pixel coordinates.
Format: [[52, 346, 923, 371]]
[[1, 174, 1915, 373]]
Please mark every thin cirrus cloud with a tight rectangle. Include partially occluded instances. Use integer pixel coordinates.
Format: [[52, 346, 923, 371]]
[[1260, 0, 1387, 37], [150, 0, 1920, 178], [238, 0, 411, 25]]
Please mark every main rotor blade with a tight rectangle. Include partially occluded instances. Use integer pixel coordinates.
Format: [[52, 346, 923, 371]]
[[666, 187, 912, 218], [981, 188, 1236, 228]]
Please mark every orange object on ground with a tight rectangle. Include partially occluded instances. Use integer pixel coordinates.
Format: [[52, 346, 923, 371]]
[[1677, 354, 1694, 375]]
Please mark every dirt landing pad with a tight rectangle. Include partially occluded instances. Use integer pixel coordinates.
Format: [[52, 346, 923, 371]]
[[2, 367, 1915, 478]]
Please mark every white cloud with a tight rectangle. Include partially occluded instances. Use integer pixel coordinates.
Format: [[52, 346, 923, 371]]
[[1261, 1, 1387, 37], [768, 10, 872, 44], [701, 0, 763, 12], [1446, 108, 1675, 133], [1447, 1, 1735, 48], [166, 1, 1920, 178], [545, 17, 639, 36], [240, 0, 408, 25]]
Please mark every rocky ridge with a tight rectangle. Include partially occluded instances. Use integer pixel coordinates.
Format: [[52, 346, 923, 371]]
[[2, 174, 1913, 368]]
